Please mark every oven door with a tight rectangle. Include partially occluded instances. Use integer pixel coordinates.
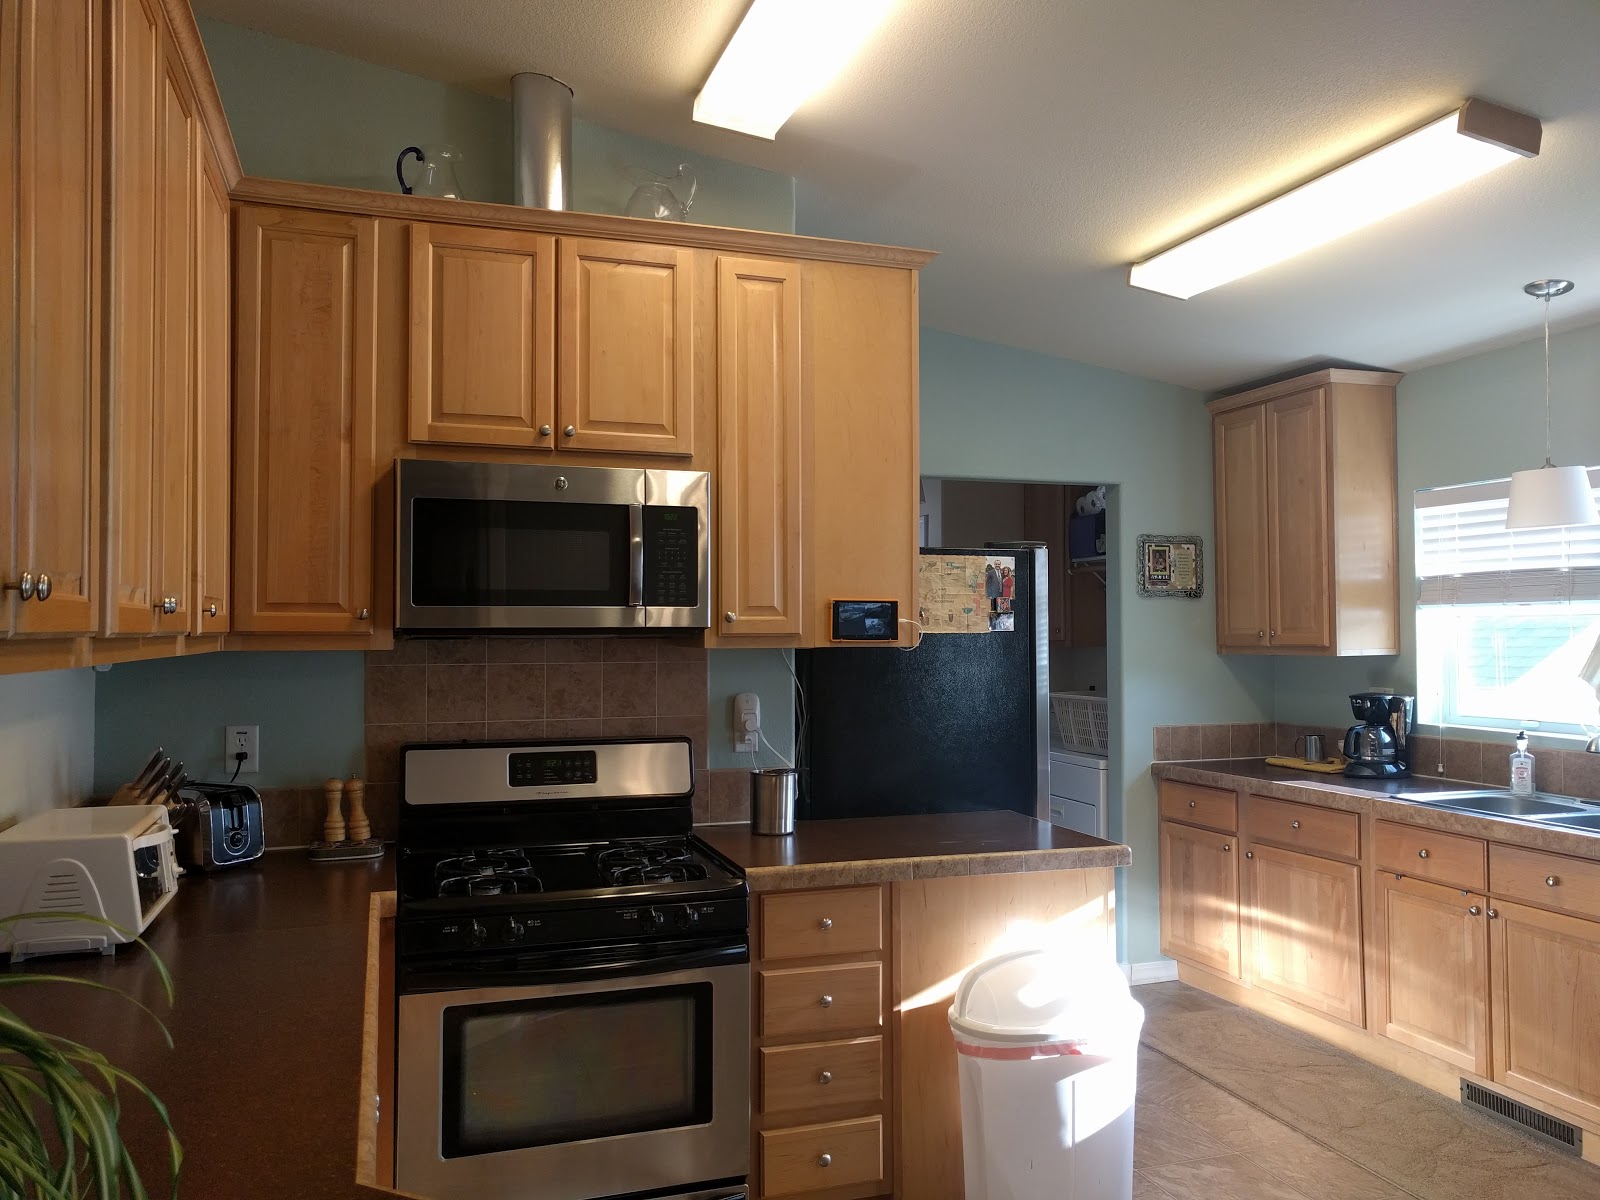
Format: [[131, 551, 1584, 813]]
[[396, 458, 709, 631], [396, 941, 750, 1200]]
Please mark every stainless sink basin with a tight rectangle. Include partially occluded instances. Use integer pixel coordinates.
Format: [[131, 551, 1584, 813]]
[[1539, 811, 1600, 832], [1398, 788, 1600, 823]]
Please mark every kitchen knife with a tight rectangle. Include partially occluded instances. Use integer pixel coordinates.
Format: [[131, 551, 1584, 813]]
[[131, 748, 168, 796]]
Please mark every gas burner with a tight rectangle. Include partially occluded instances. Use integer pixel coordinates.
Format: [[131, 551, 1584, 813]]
[[593, 840, 708, 888], [435, 851, 543, 898]]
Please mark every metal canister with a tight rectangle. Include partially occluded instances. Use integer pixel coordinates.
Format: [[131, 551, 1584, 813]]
[[750, 768, 797, 836]]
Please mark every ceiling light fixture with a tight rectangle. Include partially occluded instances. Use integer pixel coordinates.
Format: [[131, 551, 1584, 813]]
[[694, 0, 896, 139], [1506, 279, 1598, 530], [1129, 98, 1542, 300]]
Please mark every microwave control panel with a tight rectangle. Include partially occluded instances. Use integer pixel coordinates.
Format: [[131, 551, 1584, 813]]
[[642, 506, 700, 607]]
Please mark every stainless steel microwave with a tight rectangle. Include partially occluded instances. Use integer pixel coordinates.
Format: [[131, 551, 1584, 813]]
[[396, 459, 710, 632]]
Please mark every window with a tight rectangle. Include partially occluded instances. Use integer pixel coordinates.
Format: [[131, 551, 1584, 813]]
[[1416, 472, 1600, 737]]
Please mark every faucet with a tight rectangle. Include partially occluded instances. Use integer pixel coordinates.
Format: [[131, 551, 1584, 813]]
[[1589, 733, 1600, 754]]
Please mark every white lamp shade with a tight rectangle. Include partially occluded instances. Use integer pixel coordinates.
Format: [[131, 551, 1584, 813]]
[[1505, 463, 1600, 529]]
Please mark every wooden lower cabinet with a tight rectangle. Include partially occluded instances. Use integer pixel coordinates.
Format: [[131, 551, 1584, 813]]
[[1490, 899, 1600, 1125], [1370, 871, 1488, 1075], [761, 1117, 884, 1198], [1160, 819, 1240, 978], [1242, 843, 1363, 1026]]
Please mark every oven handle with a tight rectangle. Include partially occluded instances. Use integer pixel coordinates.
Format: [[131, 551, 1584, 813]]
[[628, 503, 645, 608], [402, 937, 748, 993]]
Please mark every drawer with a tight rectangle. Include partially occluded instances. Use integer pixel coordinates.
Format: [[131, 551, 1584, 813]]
[[761, 1115, 884, 1197], [1159, 781, 1237, 832], [1491, 843, 1600, 920], [1245, 794, 1360, 860], [1374, 820, 1486, 890], [762, 886, 883, 961], [762, 962, 883, 1039], [760, 1036, 883, 1113]]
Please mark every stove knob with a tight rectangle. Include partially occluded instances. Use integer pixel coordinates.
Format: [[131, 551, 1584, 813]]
[[469, 919, 489, 947], [505, 917, 526, 943], [673, 906, 699, 931], [646, 908, 667, 931]]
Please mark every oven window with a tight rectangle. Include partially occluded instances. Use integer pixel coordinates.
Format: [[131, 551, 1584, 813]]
[[440, 983, 713, 1158], [410, 498, 629, 608]]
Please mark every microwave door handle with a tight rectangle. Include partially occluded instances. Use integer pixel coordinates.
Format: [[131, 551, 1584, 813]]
[[629, 503, 645, 607]]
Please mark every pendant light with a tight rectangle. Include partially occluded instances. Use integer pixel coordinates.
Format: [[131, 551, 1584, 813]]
[[1505, 279, 1599, 529]]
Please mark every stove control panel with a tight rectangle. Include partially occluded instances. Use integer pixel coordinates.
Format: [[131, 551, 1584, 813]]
[[402, 896, 748, 957]]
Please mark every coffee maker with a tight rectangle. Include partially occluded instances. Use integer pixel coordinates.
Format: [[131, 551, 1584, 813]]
[[1342, 692, 1415, 778]]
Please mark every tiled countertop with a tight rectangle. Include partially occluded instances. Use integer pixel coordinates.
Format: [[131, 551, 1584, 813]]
[[697, 809, 1130, 891], [1153, 758, 1600, 862]]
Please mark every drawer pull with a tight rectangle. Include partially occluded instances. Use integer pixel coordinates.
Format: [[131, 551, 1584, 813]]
[[1418, 849, 1430, 859], [1547, 875, 1560, 887], [818, 1070, 833, 1085], [1291, 820, 1301, 830], [818, 1154, 833, 1168], [1188, 800, 1196, 808], [1469, 905, 1482, 916], [819, 917, 833, 931], [819, 994, 833, 1008]]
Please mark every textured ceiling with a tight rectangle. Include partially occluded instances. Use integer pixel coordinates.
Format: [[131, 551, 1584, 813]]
[[194, 0, 1600, 391]]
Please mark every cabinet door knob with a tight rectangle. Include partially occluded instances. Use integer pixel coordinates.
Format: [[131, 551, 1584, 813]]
[[725, 611, 736, 624], [1547, 875, 1560, 887], [158, 596, 177, 615], [1418, 849, 1430, 859], [357, 608, 370, 620], [1244, 850, 1254, 859], [1469, 905, 1482, 916], [818, 1070, 832, 1085], [1188, 800, 1196, 808], [1221, 843, 1231, 852], [819, 994, 833, 1008], [563, 425, 576, 438], [818, 1154, 833, 1168], [1488, 908, 1499, 919], [8, 572, 35, 600], [1290, 820, 1301, 829], [206, 603, 219, 618], [538, 424, 552, 436], [34, 573, 50, 601], [819, 917, 833, 931], [1257, 630, 1264, 639]]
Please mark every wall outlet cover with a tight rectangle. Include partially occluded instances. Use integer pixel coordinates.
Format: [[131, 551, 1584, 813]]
[[732, 692, 760, 754], [225, 725, 260, 774]]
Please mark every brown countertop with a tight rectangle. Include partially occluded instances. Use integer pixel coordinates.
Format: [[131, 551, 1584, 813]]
[[1153, 759, 1600, 862], [697, 809, 1130, 891], [4, 851, 395, 1200]]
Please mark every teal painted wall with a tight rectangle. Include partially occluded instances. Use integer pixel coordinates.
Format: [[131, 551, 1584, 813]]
[[93, 652, 365, 793], [918, 329, 1275, 965], [0, 669, 96, 827], [196, 18, 795, 232], [707, 651, 799, 770], [1272, 322, 1600, 740]]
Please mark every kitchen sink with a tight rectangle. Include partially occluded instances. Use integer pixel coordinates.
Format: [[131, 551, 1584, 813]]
[[1399, 788, 1600, 824]]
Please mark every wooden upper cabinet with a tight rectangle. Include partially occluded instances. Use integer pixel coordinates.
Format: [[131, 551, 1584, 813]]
[[1207, 368, 1400, 656], [558, 237, 693, 456], [1159, 818, 1240, 978], [1370, 871, 1488, 1076], [716, 255, 803, 637], [3, 0, 101, 637], [1242, 842, 1364, 1027], [408, 224, 556, 449], [191, 152, 230, 634], [103, 0, 163, 636], [233, 206, 378, 634], [1212, 404, 1269, 649]]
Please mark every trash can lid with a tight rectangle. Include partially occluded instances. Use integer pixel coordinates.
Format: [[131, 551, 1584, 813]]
[[947, 948, 1140, 1047]]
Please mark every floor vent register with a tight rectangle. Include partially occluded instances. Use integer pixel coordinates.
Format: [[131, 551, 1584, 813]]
[[1460, 1080, 1582, 1156]]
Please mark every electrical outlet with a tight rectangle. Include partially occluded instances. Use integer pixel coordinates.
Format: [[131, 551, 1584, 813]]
[[225, 725, 260, 775], [732, 692, 760, 754]]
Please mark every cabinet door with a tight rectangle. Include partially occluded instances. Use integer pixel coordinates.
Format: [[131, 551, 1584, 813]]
[[1242, 843, 1364, 1026], [233, 207, 378, 634], [557, 237, 693, 455], [191, 152, 230, 633], [5, 0, 100, 636], [1266, 387, 1332, 648], [717, 256, 803, 637], [408, 224, 555, 449], [1022, 485, 1067, 644], [150, 54, 194, 634], [1213, 404, 1269, 650], [103, 0, 162, 636], [1491, 900, 1600, 1125], [1370, 871, 1487, 1075], [1159, 819, 1240, 977]]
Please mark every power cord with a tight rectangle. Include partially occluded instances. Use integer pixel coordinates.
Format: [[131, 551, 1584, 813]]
[[229, 750, 247, 783]]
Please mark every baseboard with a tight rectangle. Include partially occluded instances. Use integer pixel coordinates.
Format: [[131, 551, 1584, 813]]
[[1125, 959, 1179, 985]]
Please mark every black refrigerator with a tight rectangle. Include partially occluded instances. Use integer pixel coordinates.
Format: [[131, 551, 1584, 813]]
[[798, 543, 1050, 820]]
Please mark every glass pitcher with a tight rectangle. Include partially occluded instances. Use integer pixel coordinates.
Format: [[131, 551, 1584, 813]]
[[624, 163, 697, 221], [396, 144, 465, 199]]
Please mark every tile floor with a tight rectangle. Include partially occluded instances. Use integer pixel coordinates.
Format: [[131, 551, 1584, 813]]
[[1131, 981, 1600, 1199]]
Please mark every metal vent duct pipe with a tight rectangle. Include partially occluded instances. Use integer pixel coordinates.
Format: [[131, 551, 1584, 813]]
[[512, 73, 573, 210]]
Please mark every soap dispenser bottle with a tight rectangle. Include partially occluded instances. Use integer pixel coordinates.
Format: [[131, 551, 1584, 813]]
[[1509, 732, 1536, 796]]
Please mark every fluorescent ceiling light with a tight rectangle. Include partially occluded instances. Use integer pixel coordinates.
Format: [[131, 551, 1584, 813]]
[[694, 0, 896, 139], [1129, 98, 1541, 299]]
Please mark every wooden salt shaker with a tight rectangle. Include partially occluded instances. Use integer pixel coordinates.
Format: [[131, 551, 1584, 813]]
[[345, 776, 370, 842], [323, 777, 347, 843]]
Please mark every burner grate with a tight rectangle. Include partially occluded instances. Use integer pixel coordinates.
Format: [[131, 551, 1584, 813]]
[[435, 851, 543, 897], [593, 839, 708, 888]]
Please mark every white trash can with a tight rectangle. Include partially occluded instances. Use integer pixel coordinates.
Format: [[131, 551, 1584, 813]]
[[948, 949, 1144, 1200]]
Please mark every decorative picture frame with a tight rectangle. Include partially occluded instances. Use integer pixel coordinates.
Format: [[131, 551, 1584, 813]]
[[1137, 534, 1203, 598]]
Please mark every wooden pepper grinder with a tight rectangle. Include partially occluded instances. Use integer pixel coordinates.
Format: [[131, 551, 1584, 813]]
[[323, 777, 347, 844], [345, 776, 370, 843]]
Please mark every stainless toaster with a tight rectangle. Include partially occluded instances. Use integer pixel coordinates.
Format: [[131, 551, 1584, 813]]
[[172, 782, 266, 870]]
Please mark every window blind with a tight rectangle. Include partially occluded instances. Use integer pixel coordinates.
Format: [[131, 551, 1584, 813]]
[[1415, 469, 1600, 606]]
